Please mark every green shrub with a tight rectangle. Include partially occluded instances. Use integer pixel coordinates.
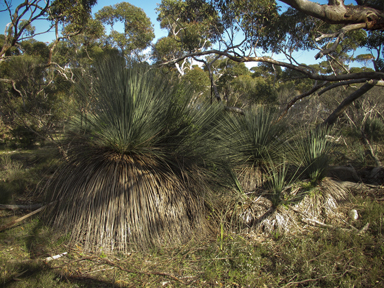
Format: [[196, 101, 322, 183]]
[[10, 125, 39, 148]]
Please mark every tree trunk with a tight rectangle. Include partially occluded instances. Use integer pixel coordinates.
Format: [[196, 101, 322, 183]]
[[322, 82, 376, 126]]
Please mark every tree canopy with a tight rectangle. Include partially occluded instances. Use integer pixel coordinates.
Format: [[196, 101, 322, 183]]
[[156, 0, 384, 125], [95, 2, 155, 55]]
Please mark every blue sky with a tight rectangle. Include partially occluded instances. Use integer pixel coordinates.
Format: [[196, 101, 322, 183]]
[[0, 0, 370, 67], [0, 0, 167, 44]]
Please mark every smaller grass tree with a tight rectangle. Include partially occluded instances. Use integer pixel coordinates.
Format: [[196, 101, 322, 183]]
[[289, 126, 333, 185], [223, 105, 286, 191], [288, 126, 347, 222], [43, 56, 227, 252]]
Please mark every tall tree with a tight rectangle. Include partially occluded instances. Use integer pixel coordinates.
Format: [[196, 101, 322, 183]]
[[95, 2, 155, 56], [0, 0, 97, 61], [0, 0, 98, 151]]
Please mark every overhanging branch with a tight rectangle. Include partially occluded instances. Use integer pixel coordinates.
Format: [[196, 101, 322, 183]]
[[279, 0, 384, 30], [160, 49, 384, 82], [322, 81, 379, 126], [315, 23, 367, 59]]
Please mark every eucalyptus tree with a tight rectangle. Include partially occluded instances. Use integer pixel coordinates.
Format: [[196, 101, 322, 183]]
[[0, 0, 97, 62], [157, 0, 384, 125], [156, 0, 224, 94], [95, 2, 154, 57], [0, 39, 77, 147], [0, 0, 98, 150]]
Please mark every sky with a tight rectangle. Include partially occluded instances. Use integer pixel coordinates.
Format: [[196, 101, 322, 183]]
[[0, 0, 167, 45], [0, 0, 371, 68]]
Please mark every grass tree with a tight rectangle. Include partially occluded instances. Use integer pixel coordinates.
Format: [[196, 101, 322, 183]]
[[289, 126, 333, 185], [43, 56, 227, 252], [223, 105, 286, 191], [287, 126, 348, 223], [216, 106, 296, 234]]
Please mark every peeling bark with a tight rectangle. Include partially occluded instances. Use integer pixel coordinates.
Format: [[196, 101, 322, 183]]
[[280, 0, 384, 30]]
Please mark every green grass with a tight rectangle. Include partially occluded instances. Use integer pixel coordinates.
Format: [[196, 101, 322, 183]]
[[1, 204, 383, 287], [1, 156, 383, 287], [0, 147, 61, 205]]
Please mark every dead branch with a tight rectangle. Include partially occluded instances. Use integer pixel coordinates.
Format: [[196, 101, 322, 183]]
[[357, 222, 369, 235], [225, 106, 244, 115], [367, 79, 384, 86], [361, 130, 382, 167], [278, 81, 327, 121], [281, 268, 358, 288], [317, 79, 369, 96], [45, 252, 68, 262], [0, 202, 54, 232], [322, 82, 377, 126], [302, 218, 335, 229], [302, 218, 368, 235]]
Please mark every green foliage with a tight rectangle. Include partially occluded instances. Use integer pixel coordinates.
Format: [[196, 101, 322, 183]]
[[44, 56, 228, 251], [20, 40, 50, 60], [223, 105, 286, 168], [49, 0, 97, 31], [157, 0, 222, 51], [360, 30, 384, 71], [289, 126, 333, 184], [0, 149, 57, 204], [10, 125, 39, 148], [96, 2, 154, 54], [0, 48, 76, 147], [265, 158, 289, 208], [152, 36, 184, 63], [215, 0, 280, 51]]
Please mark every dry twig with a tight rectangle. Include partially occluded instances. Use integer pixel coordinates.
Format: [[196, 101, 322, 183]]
[[0, 203, 53, 232]]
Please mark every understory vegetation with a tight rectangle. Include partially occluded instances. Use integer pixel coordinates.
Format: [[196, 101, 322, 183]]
[[1, 56, 384, 287], [1, 168, 384, 287]]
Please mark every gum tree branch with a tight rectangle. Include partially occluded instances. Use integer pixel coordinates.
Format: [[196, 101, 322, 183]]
[[314, 23, 367, 59], [322, 81, 377, 126], [279, 0, 384, 30], [160, 49, 384, 82]]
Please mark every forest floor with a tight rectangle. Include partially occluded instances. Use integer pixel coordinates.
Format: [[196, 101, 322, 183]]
[[0, 147, 384, 287]]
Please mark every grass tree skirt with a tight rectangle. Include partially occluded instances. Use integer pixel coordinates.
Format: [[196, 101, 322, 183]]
[[236, 165, 266, 192], [44, 150, 205, 252], [293, 177, 348, 223], [221, 177, 349, 238]]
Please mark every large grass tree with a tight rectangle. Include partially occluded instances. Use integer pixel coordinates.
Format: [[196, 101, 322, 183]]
[[43, 56, 227, 252]]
